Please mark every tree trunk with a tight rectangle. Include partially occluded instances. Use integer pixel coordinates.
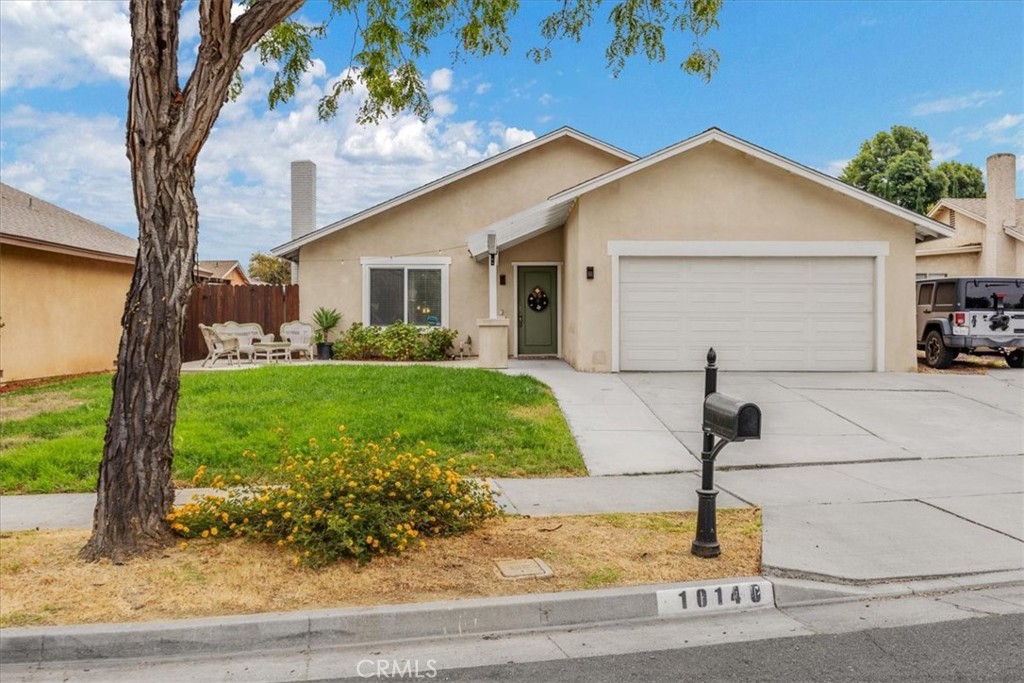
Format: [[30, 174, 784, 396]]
[[80, 175, 198, 563], [82, 0, 304, 563]]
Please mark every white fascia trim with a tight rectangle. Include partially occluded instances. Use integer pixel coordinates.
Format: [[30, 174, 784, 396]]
[[550, 128, 954, 242], [928, 200, 986, 224], [361, 259, 451, 327], [1004, 227, 1024, 244], [607, 240, 890, 257], [272, 128, 636, 258], [915, 244, 983, 257]]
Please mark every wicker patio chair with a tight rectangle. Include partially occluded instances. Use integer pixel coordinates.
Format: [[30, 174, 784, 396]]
[[199, 324, 241, 367], [280, 320, 315, 361]]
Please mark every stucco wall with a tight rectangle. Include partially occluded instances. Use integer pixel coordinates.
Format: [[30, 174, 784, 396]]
[[561, 141, 919, 372], [918, 207, 1023, 277], [296, 137, 627, 347], [0, 244, 131, 382], [915, 251, 980, 278]]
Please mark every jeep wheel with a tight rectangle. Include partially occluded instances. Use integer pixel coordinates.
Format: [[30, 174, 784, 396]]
[[1007, 350, 1024, 369], [924, 330, 955, 369]]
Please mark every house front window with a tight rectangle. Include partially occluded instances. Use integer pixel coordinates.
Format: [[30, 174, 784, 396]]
[[361, 257, 450, 327]]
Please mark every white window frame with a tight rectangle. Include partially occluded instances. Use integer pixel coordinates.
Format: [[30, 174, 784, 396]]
[[607, 241, 889, 373], [360, 256, 451, 328]]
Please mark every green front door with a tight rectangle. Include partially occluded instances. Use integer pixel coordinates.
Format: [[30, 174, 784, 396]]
[[517, 265, 558, 355]]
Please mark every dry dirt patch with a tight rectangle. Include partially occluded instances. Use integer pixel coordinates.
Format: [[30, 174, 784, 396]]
[[0, 509, 760, 628], [915, 351, 1008, 375], [0, 390, 84, 422]]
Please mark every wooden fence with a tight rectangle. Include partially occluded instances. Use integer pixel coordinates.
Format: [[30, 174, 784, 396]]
[[182, 284, 299, 362]]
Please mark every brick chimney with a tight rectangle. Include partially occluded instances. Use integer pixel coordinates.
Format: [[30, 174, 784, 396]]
[[985, 153, 1017, 274], [291, 160, 317, 241]]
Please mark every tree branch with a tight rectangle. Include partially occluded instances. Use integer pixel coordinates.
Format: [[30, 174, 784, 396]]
[[178, 0, 304, 160]]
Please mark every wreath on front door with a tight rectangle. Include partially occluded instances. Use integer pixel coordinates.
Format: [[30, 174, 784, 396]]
[[527, 286, 549, 312]]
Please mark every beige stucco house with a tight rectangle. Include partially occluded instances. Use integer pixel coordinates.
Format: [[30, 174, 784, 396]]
[[273, 127, 955, 373], [916, 153, 1024, 278], [0, 183, 137, 383]]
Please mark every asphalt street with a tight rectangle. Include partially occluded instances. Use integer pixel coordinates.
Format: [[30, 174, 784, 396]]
[[426, 614, 1024, 683]]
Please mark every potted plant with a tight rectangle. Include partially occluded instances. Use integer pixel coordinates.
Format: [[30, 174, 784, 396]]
[[312, 307, 342, 360]]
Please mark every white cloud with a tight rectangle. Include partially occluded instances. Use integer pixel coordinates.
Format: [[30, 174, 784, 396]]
[[475, 82, 492, 95], [956, 113, 1024, 145], [823, 159, 849, 177], [931, 141, 962, 163], [500, 126, 537, 148], [0, 106, 134, 235], [910, 90, 1003, 116], [0, 0, 131, 91], [1, 53, 536, 260], [431, 95, 458, 119], [539, 93, 554, 107], [428, 68, 454, 93]]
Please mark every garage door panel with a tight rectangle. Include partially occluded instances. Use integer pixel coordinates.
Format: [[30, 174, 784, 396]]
[[812, 285, 873, 309], [619, 315, 682, 336], [688, 317, 746, 333], [751, 288, 809, 309], [619, 257, 875, 372], [808, 260, 874, 283], [811, 316, 873, 335]]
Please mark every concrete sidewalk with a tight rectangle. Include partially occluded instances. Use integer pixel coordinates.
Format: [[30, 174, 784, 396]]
[[1, 362, 1022, 665]]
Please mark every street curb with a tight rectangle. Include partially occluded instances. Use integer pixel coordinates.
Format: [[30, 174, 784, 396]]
[[0, 577, 770, 666], [3, 571, 1021, 666]]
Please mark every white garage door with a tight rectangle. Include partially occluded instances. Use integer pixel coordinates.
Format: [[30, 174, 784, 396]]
[[619, 256, 875, 371]]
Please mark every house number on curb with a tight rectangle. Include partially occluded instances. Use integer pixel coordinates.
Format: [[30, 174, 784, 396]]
[[655, 580, 774, 616], [527, 286, 549, 312]]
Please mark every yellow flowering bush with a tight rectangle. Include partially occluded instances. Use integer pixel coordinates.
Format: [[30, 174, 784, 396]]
[[167, 429, 501, 567]]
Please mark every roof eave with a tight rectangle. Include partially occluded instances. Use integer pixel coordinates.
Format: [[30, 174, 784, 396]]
[[270, 127, 638, 256], [927, 199, 987, 224], [0, 233, 137, 264], [546, 127, 956, 242]]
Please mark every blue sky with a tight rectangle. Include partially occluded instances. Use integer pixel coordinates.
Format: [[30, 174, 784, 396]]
[[1, 0, 1021, 262]]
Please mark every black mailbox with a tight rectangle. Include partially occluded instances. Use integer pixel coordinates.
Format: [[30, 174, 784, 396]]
[[703, 392, 761, 442]]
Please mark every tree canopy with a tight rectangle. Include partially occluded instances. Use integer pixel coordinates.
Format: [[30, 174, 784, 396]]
[[839, 125, 984, 214], [936, 161, 986, 199], [248, 251, 292, 284], [258, 0, 723, 123]]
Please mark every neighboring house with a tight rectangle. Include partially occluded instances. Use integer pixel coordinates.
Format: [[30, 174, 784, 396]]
[[197, 259, 251, 285], [272, 127, 954, 373], [917, 153, 1023, 278], [0, 183, 137, 383]]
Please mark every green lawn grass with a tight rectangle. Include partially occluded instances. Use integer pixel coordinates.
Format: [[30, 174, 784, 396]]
[[0, 366, 585, 494]]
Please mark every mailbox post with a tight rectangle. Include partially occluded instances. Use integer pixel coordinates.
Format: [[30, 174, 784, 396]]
[[691, 348, 762, 558]]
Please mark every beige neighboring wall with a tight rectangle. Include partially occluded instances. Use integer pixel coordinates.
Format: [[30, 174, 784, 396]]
[[915, 205, 984, 276], [563, 141, 919, 373], [0, 244, 130, 382], [296, 137, 625, 343]]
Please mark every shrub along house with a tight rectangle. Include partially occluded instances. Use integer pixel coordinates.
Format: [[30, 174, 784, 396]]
[[0, 183, 137, 383], [272, 127, 954, 373]]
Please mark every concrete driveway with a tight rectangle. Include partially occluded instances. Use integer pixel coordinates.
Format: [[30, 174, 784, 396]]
[[505, 361, 1024, 583]]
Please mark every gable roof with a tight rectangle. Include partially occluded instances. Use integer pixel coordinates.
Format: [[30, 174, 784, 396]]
[[929, 197, 1024, 229], [271, 127, 637, 260], [467, 128, 957, 259], [0, 183, 138, 262], [198, 259, 251, 284]]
